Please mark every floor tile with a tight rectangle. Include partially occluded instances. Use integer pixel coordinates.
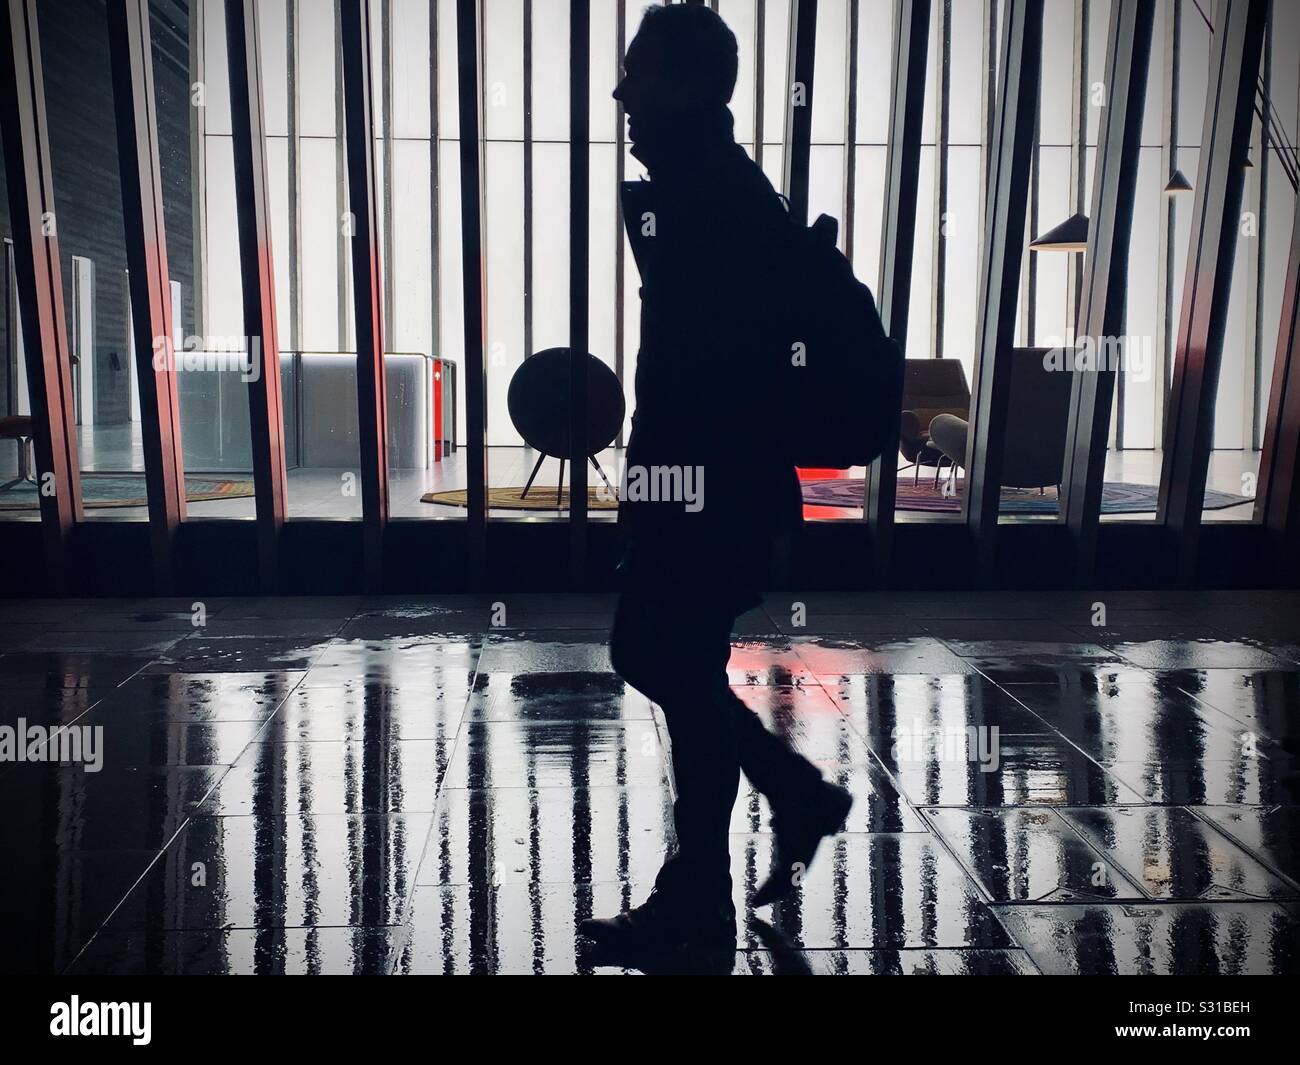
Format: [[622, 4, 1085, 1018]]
[[464, 671, 654, 722], [795, 636, 979, 677], [391, 885, 494, 974], [111, 812, 431, 930], [733, 833, 1013, 950], [0, 849, 160, 975], [828, 673, 1057, 738], [0, 764, 219, 851], [993, 902, 1300, 975], [69, 925, 401, 975], [731, 685, 870, 763], [416, 786, 673, 887], [441, 720, 668, 789], [875, 732, 1144, 807], [730, 761, 928, 834], [1060, 806, 1300, 900], [90, 672, 304, 723], [923, 807, 1146, 902], [734, 946, 1039, 975], [1168, 669, 1300, 742], [1007, 669, 1266, 763], [475, 631, 612, 674], [1195, 805, 1300, 888], [1099, 757, 1300, 805], [204, 739, 455, 814]]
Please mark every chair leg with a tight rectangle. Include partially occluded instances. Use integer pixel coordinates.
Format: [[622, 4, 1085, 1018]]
[[590, 454, 615, 494], [933, 458, 947, 489], [0, 437, 32, 493], [520, 452, 546, 499]]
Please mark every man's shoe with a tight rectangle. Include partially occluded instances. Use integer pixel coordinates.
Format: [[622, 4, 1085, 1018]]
[[578, 889, 736, 960], [751, 782, 853, 906]]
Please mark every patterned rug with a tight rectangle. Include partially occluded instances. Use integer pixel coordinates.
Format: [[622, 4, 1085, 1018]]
[[423, 486, 620, 511], [0, 473, 254, 511], [800, 477, 1254, 513]]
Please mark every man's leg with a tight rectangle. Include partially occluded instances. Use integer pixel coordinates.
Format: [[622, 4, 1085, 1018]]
[[609, 574, 740, 908], [728, 692, 826, 807]]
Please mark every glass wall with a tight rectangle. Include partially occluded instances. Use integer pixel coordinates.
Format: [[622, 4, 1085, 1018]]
[[0, 127, 39, 521], [150, 0, 258, 517], [4, 0, 1295, 538], [37, 0, 139, 517]]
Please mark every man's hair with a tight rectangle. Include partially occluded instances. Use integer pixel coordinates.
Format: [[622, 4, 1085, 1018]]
[[635, 3, 739, 107]]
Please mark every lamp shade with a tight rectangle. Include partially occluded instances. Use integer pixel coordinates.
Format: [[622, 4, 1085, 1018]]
[[1164, 169, 1193, 194], [1029, 212, 1089, 252]]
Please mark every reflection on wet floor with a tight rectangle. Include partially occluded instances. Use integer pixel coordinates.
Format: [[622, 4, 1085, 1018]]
[[1, 591, 1298, 974]]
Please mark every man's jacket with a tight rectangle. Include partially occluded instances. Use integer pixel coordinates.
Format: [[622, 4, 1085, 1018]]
[[619, 131, 802, 543]]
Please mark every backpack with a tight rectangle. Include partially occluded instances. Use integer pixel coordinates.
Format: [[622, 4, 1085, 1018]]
[[775, 212, 904, 469]]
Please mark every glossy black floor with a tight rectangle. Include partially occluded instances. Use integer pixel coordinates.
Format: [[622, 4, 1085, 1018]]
[[1, 589, 1298, 974]]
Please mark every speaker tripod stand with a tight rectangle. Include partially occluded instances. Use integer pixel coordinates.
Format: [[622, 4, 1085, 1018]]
[[520, 452, 617, 507]]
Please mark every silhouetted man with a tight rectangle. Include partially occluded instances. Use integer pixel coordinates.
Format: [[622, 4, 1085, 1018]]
[[579, 4, 852, 965]]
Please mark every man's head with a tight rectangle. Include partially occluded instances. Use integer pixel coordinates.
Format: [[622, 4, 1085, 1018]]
[[614, 4, 738, 162]]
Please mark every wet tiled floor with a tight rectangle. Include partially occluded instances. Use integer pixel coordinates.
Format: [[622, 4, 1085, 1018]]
[[1, 590, 1298, 974]]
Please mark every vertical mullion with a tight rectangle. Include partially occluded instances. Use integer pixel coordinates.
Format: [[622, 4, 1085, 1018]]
[[457, 0, 488, 582], [569, 0, 590, 579], [335, 0, 349, 349], [1066, 0, 1089, 339], [191, 0, 208, 339], [1247, 4, 1269, 451], [613, 0, 625, 446], [381, 0, 395, 343], [288, 0, 302, 352], [977, 0, 997, 240], [962, 0, 1045, 582], [930, 0, 949, 358], [754, 0, 765, 170], [1157, 0, 1266, 584], [523, 0, 534, 364], [1022, 111, 1039, 347], [866, 0, 931, 580], [225, 0, 289, 592], [782, 0, 817, 227], [341, 0, 389, 591], [108, 0, 189, 594], [430, 0, 441, 375], [1255, 188, 1300, 581], [1059, 0, 1156, 584], [0, 0, 83, 591], [842, 0, 859, 264], [1154, 0, 1180, 438]]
